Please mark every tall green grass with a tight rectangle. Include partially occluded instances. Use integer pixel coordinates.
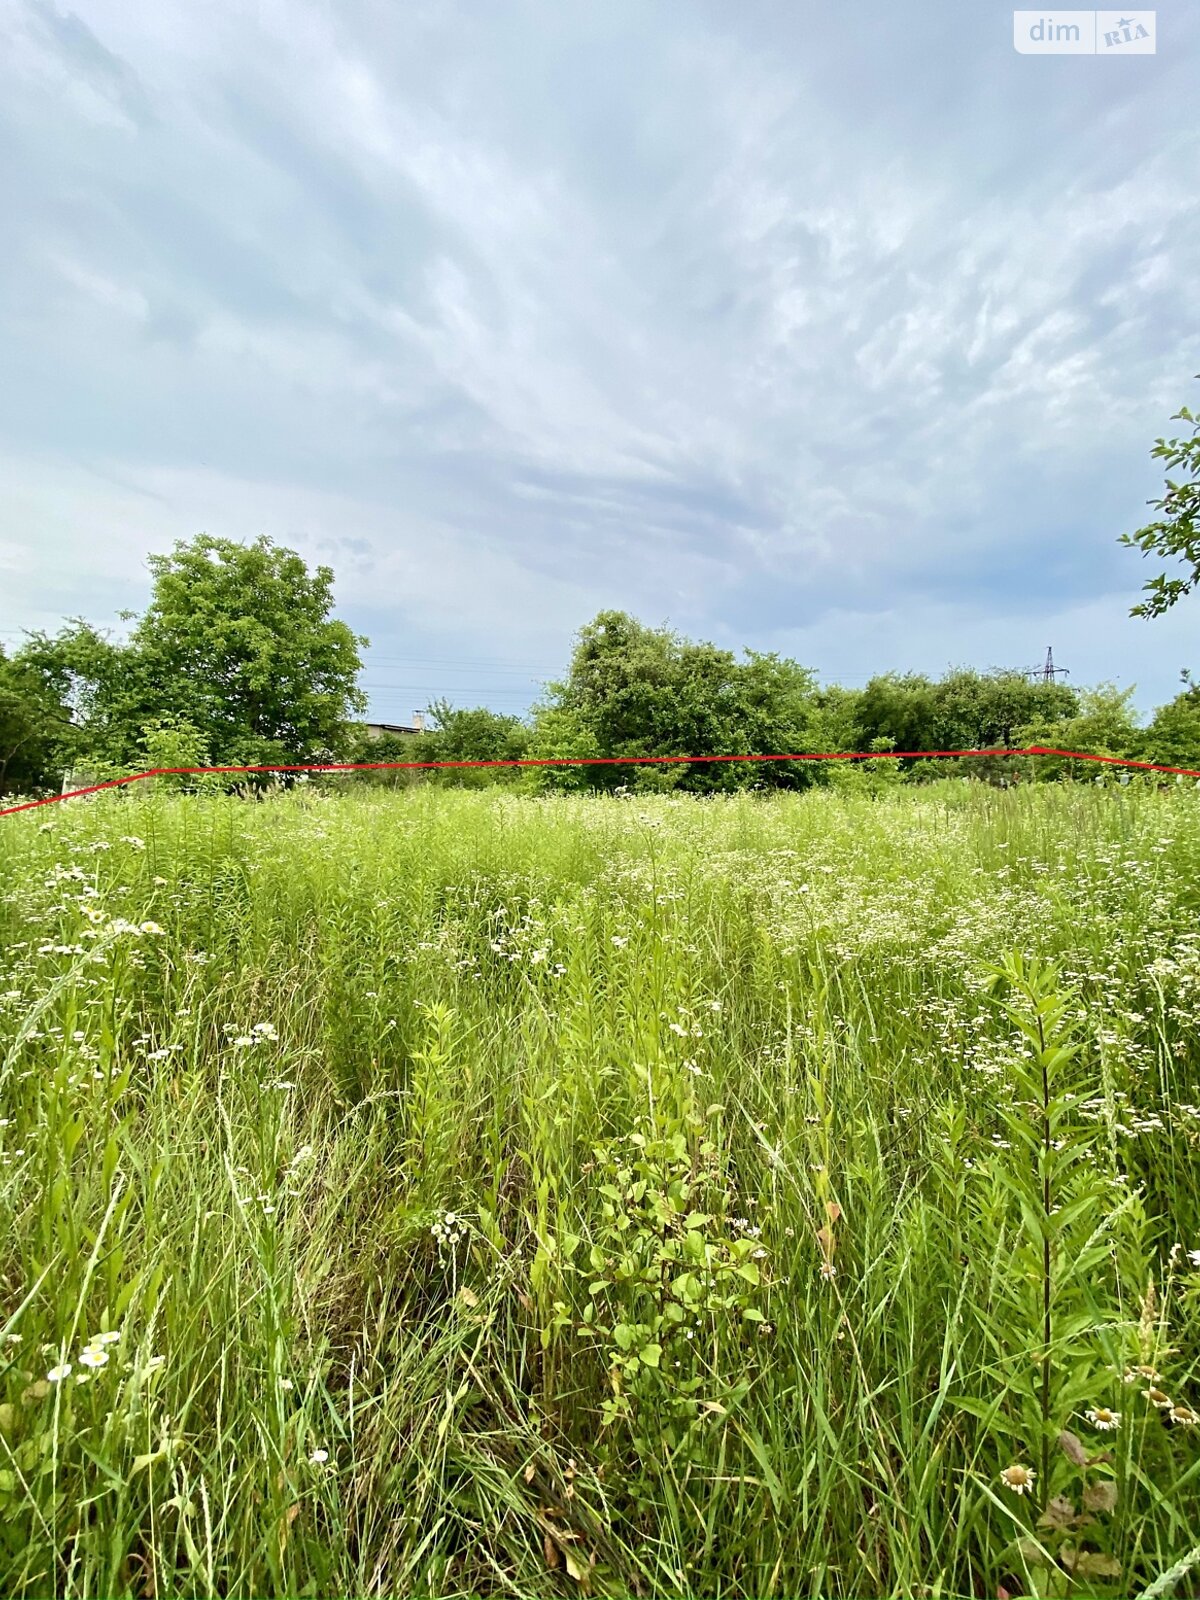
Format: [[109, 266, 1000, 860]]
[[0, 780, 1198, 1599]]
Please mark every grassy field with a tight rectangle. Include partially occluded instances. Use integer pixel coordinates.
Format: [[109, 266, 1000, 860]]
[[1, 780, 1199, 1600]]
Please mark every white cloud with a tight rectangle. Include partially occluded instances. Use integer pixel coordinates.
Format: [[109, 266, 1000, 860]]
[[1, 0, 1199, 714]]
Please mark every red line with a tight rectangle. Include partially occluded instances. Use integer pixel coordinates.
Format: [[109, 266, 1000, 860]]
[[2, 746, 1197, 817]]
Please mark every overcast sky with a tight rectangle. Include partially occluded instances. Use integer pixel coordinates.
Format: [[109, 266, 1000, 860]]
[[3, 0, 1199, 722]]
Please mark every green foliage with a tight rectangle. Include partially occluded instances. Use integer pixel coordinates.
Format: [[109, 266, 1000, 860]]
[[0, 646, 76, 795], [128, 534, 367, 769], [138, 715, 225, 794], [531, 610, 822, 791], [421, 700, 530, 786], [809, 683, 863, 754], [933, 669, 1077, 751], [1120, 378, 1200, 618], [523, 705, 605, 794], [964, 957, 1139, 1582], [855, 671, 941, 759], [1019, 684, 1144, 780], [12, 622, 131, 772], [862, 734, 906, 789], [403, 1002, 464, 1201], [548, 1107, 767, 1475], [857, 668, 1078, 779], [15, 536, 367, 775], [726, 650, 823, 788], [956, 951, 1199, 1597], [1142, 674, 1200, 774]]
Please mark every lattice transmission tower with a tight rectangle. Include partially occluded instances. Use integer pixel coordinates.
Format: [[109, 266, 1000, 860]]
[[1025, 646, 1069, 684]]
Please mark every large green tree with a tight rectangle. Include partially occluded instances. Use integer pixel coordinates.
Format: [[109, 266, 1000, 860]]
[[423, 700, 530, 766], [0, 645, 76, 794], [531, 611, 821, 791], [1120, 379, 1200, 617], [1017, 684, 1143, 780], [931, 669, 1076, 752], [129, 535, 367, 767], [1140, 672, 1200, 773], [419, 701, 531, 787], [855, 673, 940, 762], [19, 535, 367, 772], [855, 668, 1077, 777], [14, 621, 131, 769]]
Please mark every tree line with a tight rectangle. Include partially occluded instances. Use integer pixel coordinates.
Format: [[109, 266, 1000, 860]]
[[1, 558, 1195, 798], [3, 381, 1198, 797]]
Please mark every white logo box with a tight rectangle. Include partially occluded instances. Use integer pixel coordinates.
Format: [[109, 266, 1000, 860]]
[[1013, 11, 1155, 53]]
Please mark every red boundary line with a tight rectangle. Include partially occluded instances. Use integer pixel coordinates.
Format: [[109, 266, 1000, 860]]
[[2, 746, 1198, 818]]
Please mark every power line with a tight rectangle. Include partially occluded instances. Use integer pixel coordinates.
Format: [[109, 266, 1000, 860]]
[[359, 656, 560, 670], [359, 674, 551, 683], [360, 684, 538, 694]]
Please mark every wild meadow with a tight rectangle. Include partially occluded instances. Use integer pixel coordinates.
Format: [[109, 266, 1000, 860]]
[[1, 778, 1199, 1600]]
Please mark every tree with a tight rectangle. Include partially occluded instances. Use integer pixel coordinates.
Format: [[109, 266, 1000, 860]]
[[14, 621, 133, 770], [0, 644, 76, 794], [1017, 684, 1142, 781], [534, 612, 717, 792], [931, 669, 1076, 751], [855, 668, 1078, 781], [855, 673, 940, 767], [128, 535, 367, 768], [1141, 673, 1200, 774], [809, 684, 864, 753], [531, 611, 822, 792], [19, 536, 368, 773], [930, 669, 1076, 783], [717, 651, 823, 789], [524, 704, 604, 794], [138, 715, 225, 794], [421, 701, 530, 786], [808, 686, 872, 791], [1120, 378, 1200, 617]]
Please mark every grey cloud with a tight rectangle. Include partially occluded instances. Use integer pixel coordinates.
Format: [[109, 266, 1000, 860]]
[[1, 0, 1199, 714], [25, 0, 154, 127]]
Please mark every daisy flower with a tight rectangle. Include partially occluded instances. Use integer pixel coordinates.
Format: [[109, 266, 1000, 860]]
[[1085, 1406, 1121, 1431], [1000, 1464, 1035, 1495]]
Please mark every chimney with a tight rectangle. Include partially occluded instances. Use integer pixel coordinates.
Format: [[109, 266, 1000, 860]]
[[412, 711, 425, 733]]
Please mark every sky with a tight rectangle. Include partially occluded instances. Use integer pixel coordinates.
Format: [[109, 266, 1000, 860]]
[[2, 0, 1199, 724]]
